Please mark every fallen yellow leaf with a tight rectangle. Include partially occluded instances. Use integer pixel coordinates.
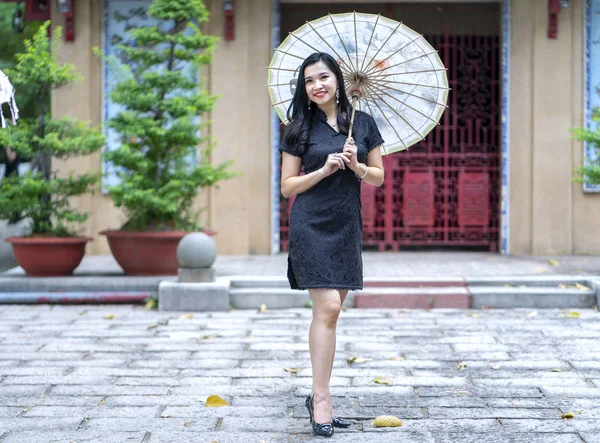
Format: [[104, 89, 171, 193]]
[[526, 311, 538, 318], [102, 315, 115, 320], [283, 367, 302, 373], [491, 364, 500, 370], [98, 399, 105, 406], [503, 284, 511, 288], [373, 377, 393, 385], [548, 259, 560, 267], [467, 313, 482, 318], [534, 267, 548, 274], [201, 334, 219, 340], [565, 311, 581, 319], [457, 361, 467, 371], [183, 421, 189, 427], [347, 356, 373, 364], [258, 304, 268, 313], [144, 298, 157, 310], [183, 314, 194, 319], [388, 356, 405, 361], [373, 415, 403, 427], [549, 368, 563, 372], [205, 395, 229, 407], [576, 283, 590, 291], [561, 412, 575, 420]]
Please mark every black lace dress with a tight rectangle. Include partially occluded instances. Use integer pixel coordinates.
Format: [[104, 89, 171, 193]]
[[280, 109, 384, 290]]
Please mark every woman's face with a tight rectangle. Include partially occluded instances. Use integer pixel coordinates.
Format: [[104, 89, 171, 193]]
[[304, 61, 338, 107]]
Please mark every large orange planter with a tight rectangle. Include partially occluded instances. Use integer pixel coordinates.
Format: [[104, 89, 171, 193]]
[[100, 230, 216, 276], [5, 236, 92, 277]]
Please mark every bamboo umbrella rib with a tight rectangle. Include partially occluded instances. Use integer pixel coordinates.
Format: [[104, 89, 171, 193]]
[[354, 12, 359, 72], [328, 14, 357, 72], [361, 93, 409, 151], [363, 82, 425, 140], [366, 78, 448, 108], [304, 21, 353, 75], [361, 20, 403, 77], [366, 81, 440, 126], [268, 82, 300, 88], [267, 66, 298, 72], [271, 97, 293, 107], [370, 68, 447, 81], [358, 14, 381, 75], [275, 48, 307, 61], [361, 99, 390, 154], [362, 33, 424, 78], [375, 79, 450, 90], [365, 98, 408, 153], [370, 51, 440, 78]]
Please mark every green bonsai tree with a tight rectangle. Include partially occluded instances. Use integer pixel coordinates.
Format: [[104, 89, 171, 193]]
[[102, 0, 235, 232], [0, 23, 105, 237], [572, 106, 600, 185]]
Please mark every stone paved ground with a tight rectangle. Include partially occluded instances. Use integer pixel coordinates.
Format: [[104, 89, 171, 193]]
[[1, 305, 600, 443]]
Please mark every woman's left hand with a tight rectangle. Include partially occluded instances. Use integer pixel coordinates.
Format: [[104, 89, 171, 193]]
[[342, 136, 359, 171]]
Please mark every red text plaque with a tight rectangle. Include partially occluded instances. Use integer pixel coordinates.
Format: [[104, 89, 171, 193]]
[[403, 171, 435, 227], [458, 172, 489, 227]]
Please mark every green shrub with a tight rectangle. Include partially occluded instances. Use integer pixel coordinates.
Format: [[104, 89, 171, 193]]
[[0, 23, 105, 236], [101, 0, 235, 232]]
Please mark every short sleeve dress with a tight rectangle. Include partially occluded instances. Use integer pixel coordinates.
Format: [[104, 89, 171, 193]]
[[279, 109, 384, 290]]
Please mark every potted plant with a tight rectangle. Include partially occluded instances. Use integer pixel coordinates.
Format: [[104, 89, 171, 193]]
[[0, 23, 105, 277], [99, 0, 234, 276]]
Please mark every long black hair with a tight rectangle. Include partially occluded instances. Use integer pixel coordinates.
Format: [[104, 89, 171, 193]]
[[281, 52, 352, 156]]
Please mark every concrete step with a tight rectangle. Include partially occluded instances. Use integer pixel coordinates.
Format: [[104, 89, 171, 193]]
[[467, 275, 593, 287], [469, 286, 597, 309]]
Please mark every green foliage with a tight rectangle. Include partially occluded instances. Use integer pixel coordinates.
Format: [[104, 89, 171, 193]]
[[0, 23, 105, 237], [102, 0, 235, 232], [572, 105, 600, 185], [0, 3, 45, 162]]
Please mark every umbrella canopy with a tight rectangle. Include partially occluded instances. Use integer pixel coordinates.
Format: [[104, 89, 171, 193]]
[[268, 12, 449, 154], [0, 69, 19, 129]]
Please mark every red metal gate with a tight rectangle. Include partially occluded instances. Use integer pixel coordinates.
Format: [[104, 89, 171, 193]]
[[279, 34, 500, 252]]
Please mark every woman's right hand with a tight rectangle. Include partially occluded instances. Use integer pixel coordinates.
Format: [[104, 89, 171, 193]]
[[320, 152, 349, 177]]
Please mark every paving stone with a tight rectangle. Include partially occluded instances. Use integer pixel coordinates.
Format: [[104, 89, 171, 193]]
[[0, 431, 145, 443], [161, 405, 287, 418], [0, 417, 81, 432], [427, 406, 560, 419], [1, 396, 103, 407], [418, 387, 544, 398], [435, 433, 584, 443], [24, 405, 159, 418], [83, 416, 219, 432], [21, 359, 128, 368], [542, 387, 600, 398], [147, 432, 290, 443], [0, 408, 22, 418], [501, 418, 600, 433], [1, 306, 600, 442], [50, 385, 171, 396]]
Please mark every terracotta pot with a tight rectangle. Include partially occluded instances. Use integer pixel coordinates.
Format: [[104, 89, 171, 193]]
[[100, 230, 216, 276], [5, 236, 92, 277]]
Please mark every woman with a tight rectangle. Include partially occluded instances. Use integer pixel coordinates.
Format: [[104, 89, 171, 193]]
[[279, 52, 385, 437]]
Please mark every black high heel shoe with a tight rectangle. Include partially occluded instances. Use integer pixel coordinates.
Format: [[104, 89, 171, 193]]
[[332, 416, 352, 428], [305, 394, 334, 437]]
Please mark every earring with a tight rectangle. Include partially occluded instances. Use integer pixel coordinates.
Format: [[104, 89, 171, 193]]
[[335, 89, 339, 104], [308, 100, 311, 110]]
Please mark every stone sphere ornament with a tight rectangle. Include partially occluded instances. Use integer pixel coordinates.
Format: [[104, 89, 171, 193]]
[[176, 232, 217, 269]]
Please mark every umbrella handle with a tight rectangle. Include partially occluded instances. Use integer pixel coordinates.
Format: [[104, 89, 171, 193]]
[[348, 95, 359, 140]]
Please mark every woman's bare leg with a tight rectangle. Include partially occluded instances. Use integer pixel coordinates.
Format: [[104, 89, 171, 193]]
[[309, 288, 343, 424]]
